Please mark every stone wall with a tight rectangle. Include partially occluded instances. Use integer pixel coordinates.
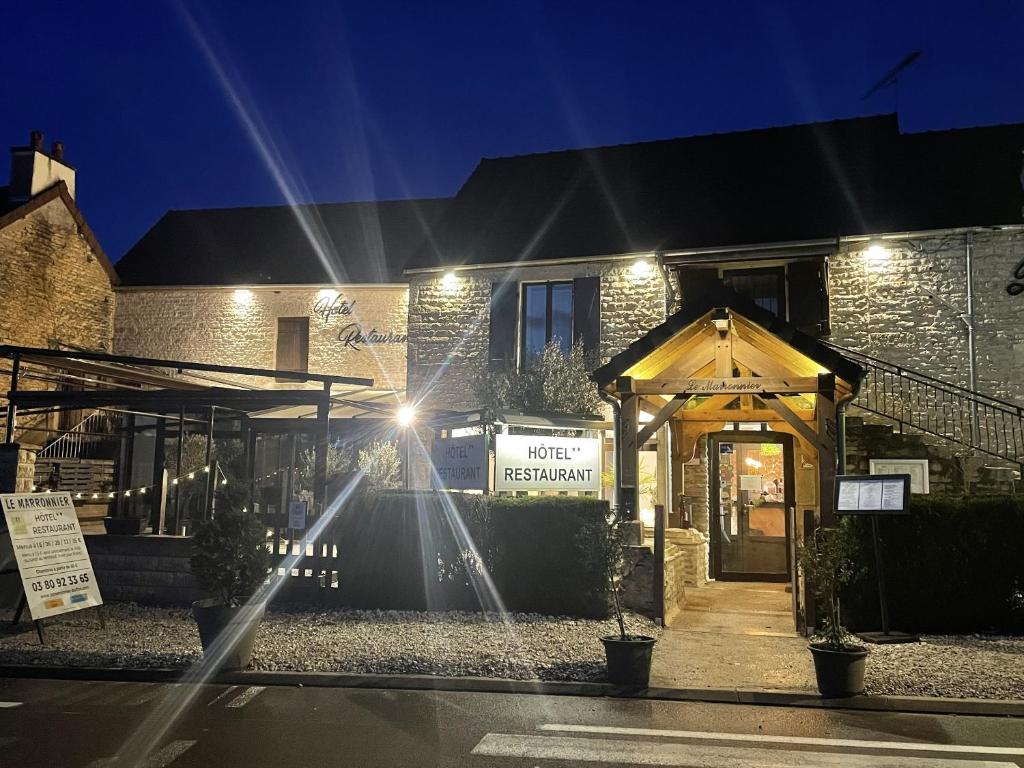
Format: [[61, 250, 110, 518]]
[[830, 230, 1024, 405], [407, 259, 667, 411], [0, 444, 36, 493], [113, 285, 409, 390], [85, 534, 196, 605], [0, 195, 115, 446]]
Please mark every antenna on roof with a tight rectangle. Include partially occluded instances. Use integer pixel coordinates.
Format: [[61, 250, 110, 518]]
[[861, 50, 922, 101]]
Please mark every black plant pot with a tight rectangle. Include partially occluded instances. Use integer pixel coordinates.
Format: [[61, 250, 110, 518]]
[[809, 643, 868, 698], [192, 598, 265, 671], [601, 635, 657, 687], [104, 516, 145, 535]]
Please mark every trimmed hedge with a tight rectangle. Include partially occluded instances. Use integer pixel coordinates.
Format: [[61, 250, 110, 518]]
[[328, 491, 613, 617], [843, 495, 1024, 634]]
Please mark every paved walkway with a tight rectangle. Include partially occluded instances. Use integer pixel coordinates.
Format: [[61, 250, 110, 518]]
[[650, 581, 817, 691]]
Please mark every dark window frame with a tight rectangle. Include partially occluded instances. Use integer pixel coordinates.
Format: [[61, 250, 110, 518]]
[[519, 280, 574, 367], [721, 265, 788, 319]]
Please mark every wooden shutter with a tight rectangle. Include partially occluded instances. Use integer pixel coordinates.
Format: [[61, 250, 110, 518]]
[[572, 276, 601, 363], [787, 259, 830, 337], [276, 317, 309, 377], [678, 266, 720, 306], [488, 281, 519, 371]]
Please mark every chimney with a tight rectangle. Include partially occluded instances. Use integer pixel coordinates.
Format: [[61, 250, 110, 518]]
[[8, 130, 77, 202]]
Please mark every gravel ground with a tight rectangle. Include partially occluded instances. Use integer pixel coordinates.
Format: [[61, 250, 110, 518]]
[[1, 605, 1021, 698], [865, 635, 1024, 700], [0, 603, 659, 682]]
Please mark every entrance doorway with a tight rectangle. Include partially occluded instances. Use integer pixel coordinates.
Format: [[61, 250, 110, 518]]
[[709, 432, 794, 582]]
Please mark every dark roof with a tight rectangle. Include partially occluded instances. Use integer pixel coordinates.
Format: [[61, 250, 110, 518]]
[[116, 198, 450, 285], [414, 114, 1024, 268], [0, 182, 118, 285], [592, 282, 865, 388]]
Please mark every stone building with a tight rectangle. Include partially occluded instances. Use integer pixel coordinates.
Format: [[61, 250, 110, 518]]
[[0, 131, 117, 493]]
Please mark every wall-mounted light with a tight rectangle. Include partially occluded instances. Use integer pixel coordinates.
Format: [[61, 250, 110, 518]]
[[397, 404, 416, 428], [711, 307, 730, 336], [233, 288, 254, 306], [441, 271, 459, 290], [318, 288, 339, 302], [863, 242, 891, 270], [630, 259, 653, 278]]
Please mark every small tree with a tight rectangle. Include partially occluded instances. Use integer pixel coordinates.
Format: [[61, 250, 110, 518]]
[[797, 521, 862, 649], [190, 508, 271, 607], [358, 439, 402, 490], [475, 340, 601, 416]]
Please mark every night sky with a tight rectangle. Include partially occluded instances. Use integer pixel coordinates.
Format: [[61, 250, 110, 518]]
[[3, 1, 1023, 260]]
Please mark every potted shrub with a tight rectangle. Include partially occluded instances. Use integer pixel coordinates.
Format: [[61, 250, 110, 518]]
[[599, 513, 657, 687], [798, 522, 868, 697], [190, 508, 271, 670]]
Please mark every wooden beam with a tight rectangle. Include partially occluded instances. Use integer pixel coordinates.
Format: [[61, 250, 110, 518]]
[[817, 374, 838, 527], [714, 329, 733, 378], [678, 408, 813, 422], [632, 377, 821, 396], [689, 394, 737, 411], [759, 394, 826, 452], [619, 391, 640, 521], [636, 395, 689, 446]]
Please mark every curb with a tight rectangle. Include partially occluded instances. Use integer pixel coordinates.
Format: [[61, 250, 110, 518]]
[[1, 665, 1021, 718]]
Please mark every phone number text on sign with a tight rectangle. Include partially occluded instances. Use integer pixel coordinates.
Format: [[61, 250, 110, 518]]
[[1, 492, 103, 619]]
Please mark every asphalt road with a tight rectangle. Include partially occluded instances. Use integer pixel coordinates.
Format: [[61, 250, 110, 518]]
[[0, 677, 1022, 767]]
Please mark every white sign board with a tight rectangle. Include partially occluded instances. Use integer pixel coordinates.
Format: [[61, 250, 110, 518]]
[[834, 474, 910, 515], [1, 492, 102, 619], [869, 458, 929, 494], [431, 435, 487, 491], [494, 434, 600, 492], [739, 474, 763, 492], [288, 500, 307, 530]]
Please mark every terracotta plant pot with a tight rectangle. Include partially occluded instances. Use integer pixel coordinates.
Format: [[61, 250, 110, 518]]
[[601, 634, 657, 687], [809, 642, 868, 698], [192, 598, 265, 670]]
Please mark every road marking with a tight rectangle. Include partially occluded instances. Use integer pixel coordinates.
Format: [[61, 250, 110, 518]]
[[207, 686, 238, 706], [86, 739, 197, 768], [0, 701, 23, 708], [540, 724, 1024, 757], [225, 685, 265, 708], [472, 733, 1018, 768]]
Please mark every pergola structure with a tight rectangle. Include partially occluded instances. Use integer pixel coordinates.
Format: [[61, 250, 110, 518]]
[[594, 288, 864, 530], [0, 345, 389, 531]]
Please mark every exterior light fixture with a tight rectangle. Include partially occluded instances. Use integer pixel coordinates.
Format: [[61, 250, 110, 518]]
[[75, 493, 82, 499], [233, 288, 254, 306], [172, 478, 179, 486], [203, 465, 210, 472], [187, 472, 195, 480], [221, 478, 228, 486], [711, 308, 730, 336], [864, 242, 891, 267], [441, 271, 458, 289], [317, 288, 339, 301], [745, 457, 763, 469], [397, 404, 416, 428], [630, 259, 652, 278], [139, 487, 146, 495]]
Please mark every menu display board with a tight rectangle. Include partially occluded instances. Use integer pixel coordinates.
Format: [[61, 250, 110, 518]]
[[834, 474, 910, 515], [1, 492, 103, 619]]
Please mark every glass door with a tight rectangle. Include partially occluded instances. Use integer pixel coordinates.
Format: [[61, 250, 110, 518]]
[[710, 433, 793, 581]]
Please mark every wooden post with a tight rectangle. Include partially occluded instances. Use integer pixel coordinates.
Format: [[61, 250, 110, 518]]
[[816, 374, 838, 527], [617, 377, 639, 522], [155, 468, 168, 536], [151, 416, 166, 532], [172, 406, 185, 533], [203, 407, 215, 521], [654, 503, 666, 625]]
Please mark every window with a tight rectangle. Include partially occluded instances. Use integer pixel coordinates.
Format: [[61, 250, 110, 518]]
[[721, 267, 787, 318], [275, 317, 309, 378], [488, 276, 600, 371], [520, 281, 573, 362]]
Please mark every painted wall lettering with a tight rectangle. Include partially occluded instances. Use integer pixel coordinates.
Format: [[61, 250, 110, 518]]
[[1007, 257, 1024, 296], [337, 322, 409, 350]]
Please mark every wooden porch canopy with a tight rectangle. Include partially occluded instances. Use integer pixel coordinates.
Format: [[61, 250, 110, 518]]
[[593, 287, 864, 524]]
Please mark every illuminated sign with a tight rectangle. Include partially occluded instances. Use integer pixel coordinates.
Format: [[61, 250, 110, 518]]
[[494, 434, 600, 492]]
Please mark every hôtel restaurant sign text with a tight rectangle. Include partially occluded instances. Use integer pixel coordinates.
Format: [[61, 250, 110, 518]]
[[494, 434, 600, 492]]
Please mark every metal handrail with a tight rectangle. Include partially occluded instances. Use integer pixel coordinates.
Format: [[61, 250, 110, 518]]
[[37, 410, 113, 460], [824, 342, 1024, 468]]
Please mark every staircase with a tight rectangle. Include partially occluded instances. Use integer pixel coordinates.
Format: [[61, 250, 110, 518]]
[[824, 342, 1024, 471], [33, 410, 119, 494]]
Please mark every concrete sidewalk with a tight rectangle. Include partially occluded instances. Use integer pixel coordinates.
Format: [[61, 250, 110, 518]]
[[650, 581, 816, 692]]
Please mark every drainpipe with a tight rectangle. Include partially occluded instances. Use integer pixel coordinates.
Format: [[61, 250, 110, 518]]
[[598, 388, 621, 511], [655, 252, 677, 313], [963, 231, 980, 449]]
